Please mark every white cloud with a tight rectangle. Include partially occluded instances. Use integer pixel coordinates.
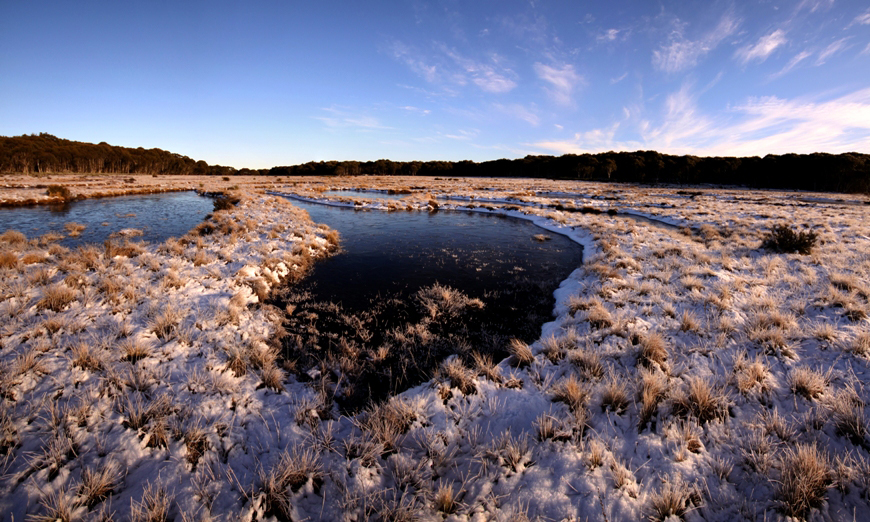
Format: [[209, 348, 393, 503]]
[[855, 9, 870, 25], [735, 30, 787, 64], [771, 50, 812, 78], [816, 38, 849, 65], [597, 28, 620, 42], [440, 47, 518, 94], [652, 14, 739, 73], [610, 72, 628, 84], [529, 88, 870, 157], [389, 41, 439, 83], [863, 43, 870, 55], [533, 63, 583, 106]]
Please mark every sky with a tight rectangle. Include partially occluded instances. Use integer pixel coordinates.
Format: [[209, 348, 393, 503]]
[[1, 0, 869, 169]]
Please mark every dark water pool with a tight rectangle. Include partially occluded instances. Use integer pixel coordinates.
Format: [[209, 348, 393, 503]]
[[287, 198, 582, 312], [275, 196, 583, 410], [0, 191, 214, 247]]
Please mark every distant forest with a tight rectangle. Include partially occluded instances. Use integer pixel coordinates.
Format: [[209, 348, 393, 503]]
[[0, 133, 237, 177], [3, 133, 870, 193]]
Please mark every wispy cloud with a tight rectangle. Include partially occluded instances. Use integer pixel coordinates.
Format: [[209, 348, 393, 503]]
[[493, 103, 540, 126], [399, 106, 431, 115], [389, 41, 439, 83], [815, 38, 849, 65], [854, 9, 870, 26], [529, 87, 870, 156], [315, 107, 391, 131], [652, 14, 739, 73], [533, 63, 583, 106], [443, 129, 479, 140], [735, 29, 787, 64], [770, 50, 812, 80], [441, 46, 518, 93]]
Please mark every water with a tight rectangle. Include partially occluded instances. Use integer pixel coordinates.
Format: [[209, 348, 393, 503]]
[[275, 197, 584, 410], [0, 191, 214, 246], [323, 189, 412, 200], [287, 199, 582, 312]]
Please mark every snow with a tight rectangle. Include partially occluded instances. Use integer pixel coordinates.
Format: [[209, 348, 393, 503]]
[[1, 178, 869, 521]]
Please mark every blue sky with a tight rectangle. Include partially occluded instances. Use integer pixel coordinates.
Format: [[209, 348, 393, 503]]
[[2, 1, 869, 168]]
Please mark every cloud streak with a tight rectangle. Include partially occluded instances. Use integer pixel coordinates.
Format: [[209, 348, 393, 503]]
[[652, 14, 739, 73], [533, 63, 583, 106], [735, 30, 787, 64]]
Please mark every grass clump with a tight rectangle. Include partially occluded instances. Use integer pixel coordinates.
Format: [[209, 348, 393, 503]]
[[762, 224, 818, 255], [775, 444, 832, 519], [46, 185, 72, 200], [37, 283, 76, 312]]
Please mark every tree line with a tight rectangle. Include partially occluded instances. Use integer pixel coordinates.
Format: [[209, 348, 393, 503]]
[[0, 133, 236, 177], [268, 152, 870, 193], [3, 133, 869, 193]]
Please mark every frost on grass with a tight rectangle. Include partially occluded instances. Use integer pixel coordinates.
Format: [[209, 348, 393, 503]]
[[3, 179, 870, 520]]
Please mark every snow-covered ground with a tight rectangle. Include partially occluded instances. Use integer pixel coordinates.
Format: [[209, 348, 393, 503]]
[[1, 176, 869, 521]]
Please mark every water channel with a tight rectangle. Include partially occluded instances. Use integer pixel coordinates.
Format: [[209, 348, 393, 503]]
[[0, 191, 214, 246]]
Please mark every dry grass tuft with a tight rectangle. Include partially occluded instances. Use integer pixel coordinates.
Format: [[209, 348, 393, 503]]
[[552, 374, 589, 413], [130, 481, 173, 522], [149, 306, 182, 341], [71, 341, 104, 372], [37, 283, 76, 312], [261, 364, 285, 392], [120, 338, 151, 364], [638, 369, 668, 431], [789, 367, 828, 400], [569, 348, 604, 380], [585, 302, 614, 329], [433, 481, 460, 514], [471, 351, 501, 383], [258, 446, 322, 520], [0, 251, 20, 270], [0, 229, 27, 245], [638, 332, 668, 369], [80, 461, 122, 509], [775, 443, 832, 519], [852, 332, 870, 358], [508, 338, 534, 368], [647, 474, 700, 521], [601, 377, 629, 414], [671, 376, 728, 424], [440, 358, 476, 395]]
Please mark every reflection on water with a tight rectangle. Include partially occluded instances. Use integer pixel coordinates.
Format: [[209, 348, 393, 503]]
[[288, 198, 582, 311], [0, 192, 214, 246]]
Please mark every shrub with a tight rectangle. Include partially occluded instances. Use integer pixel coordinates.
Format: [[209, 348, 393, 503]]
[[45, 185, 72, 200], [762, 225, 818, 255], [213, 193, 241, 211]]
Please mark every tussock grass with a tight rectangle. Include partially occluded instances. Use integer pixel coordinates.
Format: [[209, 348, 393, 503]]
[[0, 251, 20, 270], [80, 461, 122, 509], [0, 229, 27, 245], [551, 374, 589, 413], [789, 367, 828, 400], [775, 444, 832, 519], [646, 475, 700, 521], [258, 446, 322, 520], [671, 376, 728, 424], [120, 338, 151, 364], [130, 481, 173, 522], [852, 332, 870, 357], [638, 369, 668, 431], [508, 338, 534, 368], [440, 358, 476, 395], [638, 332, 668, 369], [585, 302, 614, 329], [37, 283, 76, 312], [600, 377, 629, 414]]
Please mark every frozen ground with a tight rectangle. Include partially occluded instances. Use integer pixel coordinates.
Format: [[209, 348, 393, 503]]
[[1, 176, 869, 521]]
